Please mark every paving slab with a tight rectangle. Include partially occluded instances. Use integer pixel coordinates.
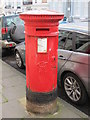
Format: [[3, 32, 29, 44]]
[[19, 97, 88, 118], [2, 99, 29, 118], [2, 69, 24, 80], [2, 85, 26, 101], [0, 92, 2, 104], [0, 84, 2, 91], [2, 60, 25, 79], [0, 59, 2, 119], [2, 75, 25, 88], [0, 99, 1, 119], [0, 59, 2, 85]]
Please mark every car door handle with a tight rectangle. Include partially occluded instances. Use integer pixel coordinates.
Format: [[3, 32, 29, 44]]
[[58, 55, 66, 60]]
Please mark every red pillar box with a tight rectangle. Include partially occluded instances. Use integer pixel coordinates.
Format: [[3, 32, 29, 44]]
[[20, 10, 64, 114]]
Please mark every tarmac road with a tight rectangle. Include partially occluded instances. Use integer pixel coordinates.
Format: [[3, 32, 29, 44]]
[[2, 50, 90, 117], [2, 50, 26, 75]]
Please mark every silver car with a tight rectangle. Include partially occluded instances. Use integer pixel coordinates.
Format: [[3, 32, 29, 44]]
[[15, 22, 90, 105], [58, 22, 89, 105]]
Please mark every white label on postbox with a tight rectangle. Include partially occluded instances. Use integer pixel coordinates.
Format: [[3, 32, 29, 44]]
[[37, 38, 47, 53]]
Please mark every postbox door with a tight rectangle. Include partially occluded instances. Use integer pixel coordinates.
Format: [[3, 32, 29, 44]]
[[26, 35, 58, 92], [35, 36, 58, 92]]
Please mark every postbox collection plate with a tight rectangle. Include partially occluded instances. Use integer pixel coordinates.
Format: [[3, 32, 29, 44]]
[[37, 38, 47, 53]]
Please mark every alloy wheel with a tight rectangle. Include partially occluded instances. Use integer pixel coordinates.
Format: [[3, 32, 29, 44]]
[[16, 52, 22, 68], [64, 76, 81, 102]]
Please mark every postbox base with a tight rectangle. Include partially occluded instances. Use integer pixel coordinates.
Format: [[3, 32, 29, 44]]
[[26, 87, 57, 104], [26, 99, 57, 114]]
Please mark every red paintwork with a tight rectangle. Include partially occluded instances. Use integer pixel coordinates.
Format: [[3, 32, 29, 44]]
[[20, 10, 64, 92], [6, 44, 13, 47], [1, 27, 8, 34]]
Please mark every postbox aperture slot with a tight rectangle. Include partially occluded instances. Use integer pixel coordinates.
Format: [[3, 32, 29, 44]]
[[36, 28, 49, 31]]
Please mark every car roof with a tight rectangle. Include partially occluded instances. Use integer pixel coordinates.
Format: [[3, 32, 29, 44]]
[[0, 14, 19, 18], [59, 22, 90, 35], [3, 14, 19, 18]]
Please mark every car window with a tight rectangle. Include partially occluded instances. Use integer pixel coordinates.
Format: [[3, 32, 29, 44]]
[[0, 18, 2, 39], [3, 16, 24, 27], [58, 30, 73, 51], [75, 33, 90, 54]]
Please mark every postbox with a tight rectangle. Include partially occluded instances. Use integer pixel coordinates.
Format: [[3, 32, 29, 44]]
[[20, 10, 64, 114]]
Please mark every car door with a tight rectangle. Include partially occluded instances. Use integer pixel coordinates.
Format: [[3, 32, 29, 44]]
[[58, 30, 74, 72], [70, 33, 89, 78]]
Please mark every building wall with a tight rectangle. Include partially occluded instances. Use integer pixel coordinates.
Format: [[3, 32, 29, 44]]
[[72, 0, 89, 19], [23, 0, 49, 11], [2, 0, 23, 14], [0, 0, 4, 13], [1, 0, 89, 20], [49, 0, 89, 20], [49, 0, 63, 13]]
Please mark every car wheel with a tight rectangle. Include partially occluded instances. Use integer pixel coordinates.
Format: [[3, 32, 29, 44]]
[[15, 51, 24, 69], [62, 72, 87, 105]]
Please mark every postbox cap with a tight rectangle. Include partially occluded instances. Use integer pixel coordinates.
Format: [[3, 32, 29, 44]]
[[20, 10, 64, 21], [20, 10, 64, 16]]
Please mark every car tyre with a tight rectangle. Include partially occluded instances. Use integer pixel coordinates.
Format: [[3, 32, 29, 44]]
[[62, 72, 87, 105], [15, 51, 24, 69]]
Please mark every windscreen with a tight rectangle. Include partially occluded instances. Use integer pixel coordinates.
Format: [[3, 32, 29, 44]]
[[3, 15, 24, 27]]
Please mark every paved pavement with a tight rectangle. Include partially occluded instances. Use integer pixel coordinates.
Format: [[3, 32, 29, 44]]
[[0, 59, 89, 118]]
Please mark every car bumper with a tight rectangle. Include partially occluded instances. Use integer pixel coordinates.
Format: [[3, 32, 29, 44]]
[[0, 40, 16, 48]]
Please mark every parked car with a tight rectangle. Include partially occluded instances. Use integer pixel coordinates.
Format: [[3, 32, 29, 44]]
[[15, 22, 90, 105], [0, 14, 25, 50], [58, 22, 89, 105]]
